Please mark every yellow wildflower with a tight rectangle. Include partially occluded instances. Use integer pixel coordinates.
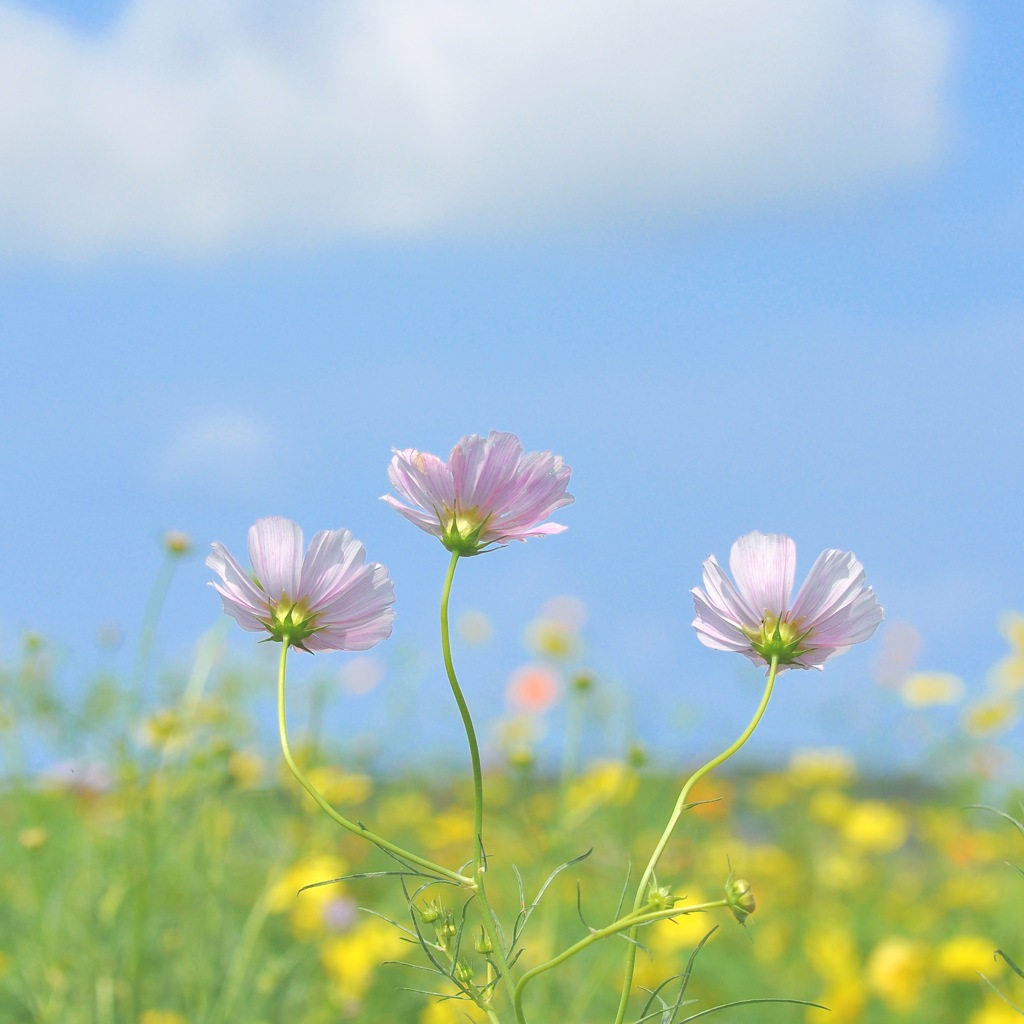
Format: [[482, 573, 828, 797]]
[[566, 761, 637, 819], [302, 767, 372, 810], [17, 827, 48, 850], [809, 789, 851, 826], [963, 697, 1020, 737], [419, 996, 485, 1024], [320, 917, 405, 1004], [993, 612, 1024, 692], [900, 671, 965, 707], [811, 976, 867, 1024], [786, 747, 857, 788], [970, 995, 1024, 1024], [524, 618, 578, 659], [841, 800, 909, 853], [267, 854, 347, 939], [937, 935, 1002, 981], [805, 925, 860, 981], [227, 749, 265, 788], [138, 1013, 187, 1024], [747, 773, 793, 810], [866, 937, 927, 1011]]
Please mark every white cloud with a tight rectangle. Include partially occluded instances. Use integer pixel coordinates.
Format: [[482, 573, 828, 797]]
[[0, 0, 955, 259], [154, 410, 277, 489]]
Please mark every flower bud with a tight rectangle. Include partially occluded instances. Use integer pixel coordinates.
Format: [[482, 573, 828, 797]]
[[163, 530, 193, 556], [474, 927, 493, 955], [415, 900, 442, 924], [647, 883, 674, 911], [725, 877, 756, 924], [627, 742, 648, 768], [453, 959, 475, 985], [572, 670, 595, 692]]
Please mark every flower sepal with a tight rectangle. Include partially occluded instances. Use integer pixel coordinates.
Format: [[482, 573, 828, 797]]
[[742, 614, 812, 667]]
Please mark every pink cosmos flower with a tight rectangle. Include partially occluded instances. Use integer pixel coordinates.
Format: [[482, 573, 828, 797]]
[[382, 431, 573, 555], [691, 531, 883, 671], [207, 516, 395, 652]]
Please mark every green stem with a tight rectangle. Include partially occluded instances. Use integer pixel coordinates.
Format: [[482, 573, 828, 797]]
[[439, 553, 518, 1002], [514, 900, 728, 1023], [129, 552, 179, 726], [612, 657, 779, 1024], [276, 642, 472, 887]]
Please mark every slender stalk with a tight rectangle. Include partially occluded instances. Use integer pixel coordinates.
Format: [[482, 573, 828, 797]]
[[514, 901, 728, 1023], [612, 657, 779, 1024], [128, 551, 180, 725], [276, 642, 472, 887], [438, 553, 518, 1000]]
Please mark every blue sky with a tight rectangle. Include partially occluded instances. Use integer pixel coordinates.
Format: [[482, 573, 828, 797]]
[[1, 0, 1022, 771]]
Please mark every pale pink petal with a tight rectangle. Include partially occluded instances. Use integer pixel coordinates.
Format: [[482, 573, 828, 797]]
[[248, 517, 303, 601], [386, 450, 453, 521], [210, 517, 395, 653], [450, 431, 524, 512], [206, 542, 270, 632], [383, 431, 573, 552], [380, 494, 443, 536], [300, 528, 365, 600], [729, 532, 795, 617]]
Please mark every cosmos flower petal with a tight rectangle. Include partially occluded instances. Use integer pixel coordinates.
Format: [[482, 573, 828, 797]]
[[386, 448, 454, 523], [206, 542, 270, 632], [729, 532, 796, 616], [248, 517, 303, 601], [208, 517, 395, 653], [691, 531, 883, 672], [382, 430, 573, 553]]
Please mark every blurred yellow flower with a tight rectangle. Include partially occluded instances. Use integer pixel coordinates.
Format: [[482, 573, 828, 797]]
[[993, 612, 1024, 692], [963, 697, 1020, 737], [17, 826, 48, 850], [303, 767, 372, 810], [139, 708, 189, 753], [566, 761, 637, 819], [970, 995, 1024, 1024], [227, 748, 265, 788], [524, 618, 578, 659], [900, 671, 965, 707], [866, 936, 928, 1011], [377, 791, 433, 829], [786, 747, 857, 788], [812, 976, 867, 1024], [267, 854, 347, 939], [815, 851, 866, 891], [321, 918, 405, 1003], [138, 1013, 187, 1024], [937, 935, 1002, 981], [805, 924, 860, 981], [841, 800, 909, 853], [809, 789, 851, 826], [633, 906, 716, 989], [419, 995, 485, 1024], [746, 773, 793, 811]]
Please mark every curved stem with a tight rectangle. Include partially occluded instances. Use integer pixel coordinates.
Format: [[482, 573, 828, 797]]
[[612, 657, 779, 1024], [276, 641, 472, 887], [513, 900, 728, 1023], [439, 553, 518, 1002]]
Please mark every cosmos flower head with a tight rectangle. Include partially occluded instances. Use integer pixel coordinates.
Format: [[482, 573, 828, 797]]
[[207, 516, 395, 652], [691, 531, 883, 671], [382, 430, 573, 556]]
